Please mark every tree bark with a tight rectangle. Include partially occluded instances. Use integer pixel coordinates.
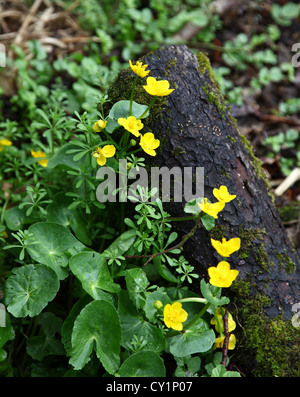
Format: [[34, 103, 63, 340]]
[[106, 45, 300, 376]]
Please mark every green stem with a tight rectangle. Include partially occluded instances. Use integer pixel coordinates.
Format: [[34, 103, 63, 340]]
[[103, 129, 120, 150], [166, 215, 198, 222], [177, 297, 208, 304], [129, 76, 138, 116], [138, 96, 157, 120], [1, 197, 9, 224]]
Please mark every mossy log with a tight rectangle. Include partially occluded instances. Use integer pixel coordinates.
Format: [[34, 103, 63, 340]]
[[106, 45, 300, 376]]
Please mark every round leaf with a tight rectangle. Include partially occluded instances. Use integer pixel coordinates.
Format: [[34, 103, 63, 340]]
[[117, 350, 166, 377], [69, 300, 121, 374], [108, 100, 149, 120], [46, 193, 92, 246], [168, 318, 215, 357], [26, 222, 85, 280], [4, 264, 59, 318], [69, 251, 120, 297]]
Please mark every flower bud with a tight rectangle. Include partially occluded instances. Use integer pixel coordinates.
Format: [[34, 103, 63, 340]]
[[154, 300, 163, 310]]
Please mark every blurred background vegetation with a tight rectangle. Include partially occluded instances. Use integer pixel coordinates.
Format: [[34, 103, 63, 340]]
[[0, 0, 300, 249]]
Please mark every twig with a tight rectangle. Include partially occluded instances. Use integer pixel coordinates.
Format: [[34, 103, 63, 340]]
[[274, 168, 300, 196], [142, 220, 200, 267], [13, 0, 43, 46], [221, 309, 230, 368], [123, 217, 200, 264]]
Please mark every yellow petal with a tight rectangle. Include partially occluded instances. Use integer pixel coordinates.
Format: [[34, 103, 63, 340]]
[[101, 145, 116, 158], [96, 153, 107, 166]]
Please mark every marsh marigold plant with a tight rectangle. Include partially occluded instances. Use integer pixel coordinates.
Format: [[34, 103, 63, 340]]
[[213, 185, 236, 203], [118, 116, 144, 137], [163, 302, 188, 331], [143, 76, 174, 97], [129, 60, 150, 78], [208, 261, 239, 288], [139, 132, 160, 156], [211, 237, 241, 258]]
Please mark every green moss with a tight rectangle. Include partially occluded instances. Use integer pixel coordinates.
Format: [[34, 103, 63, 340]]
[[239, 134, 275, 202], [278, 202, 300, 222], [231, 280, 300, 377], [275, 249, 296, 274], [209, 224, 227, 241], [196, 51, 219, 89], [171, 147, 186, 157]]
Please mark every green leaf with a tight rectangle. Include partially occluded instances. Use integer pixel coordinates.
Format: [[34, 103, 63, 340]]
[[26, 312, 65, 360], [4, 206, 36, 231], [0, 312, 15, 358], [118, 290, 165, 353], [26, 222, 85, 280], [47, 143, 85, 171], [200, 279, 230, 307], [211, 364, 241, 377], [168, 317, 215, 357], [125, 268, 149, 308], [108, 100, 149, 120], [201, 213, 215, 231], [4, 264, 59, 317], [104, 230, 136, 258], [46, 193, 92, 246], [69, 251, 120, 296], [69, 300, 121, 374], [144, 290, 171, 323], [117, 350, 166, 377], [153, 256, 178, 283], [184, 197, 204, 215]]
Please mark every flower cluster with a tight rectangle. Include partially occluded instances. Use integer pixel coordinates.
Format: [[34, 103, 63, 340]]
[[91, 59, 175, 166], [198, 185, 240, 289]]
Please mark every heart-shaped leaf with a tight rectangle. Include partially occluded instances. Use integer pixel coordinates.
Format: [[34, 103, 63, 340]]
[[69, 300, 121, 374]]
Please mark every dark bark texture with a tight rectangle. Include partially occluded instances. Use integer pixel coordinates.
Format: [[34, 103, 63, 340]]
[[106, 45, 300, 376]]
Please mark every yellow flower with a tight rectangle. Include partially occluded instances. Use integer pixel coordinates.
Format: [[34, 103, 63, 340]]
[[208, 261, 239, 288], [129, 59, 150, 78], [0, 138, 12, 152], [197, 198, 225, 219], [93, 119, 107, 132], [92, 145, 116, 166], [118, 116, 143, 137], [214, 334, 236, 350], [143, 76, 175, 97], [139, 132, 160, 156], [211, 308, 236, 334], [211, 237, 241, 257], [31, 149, 48, 167], [213, 185, 236, 203], [163, 302, 188, 331]]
